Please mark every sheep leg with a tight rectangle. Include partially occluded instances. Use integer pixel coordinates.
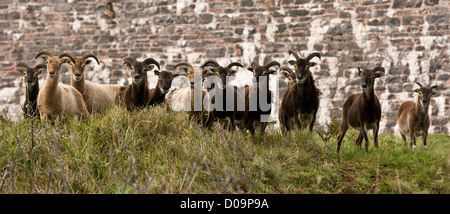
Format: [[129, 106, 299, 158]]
[[308, 112, 317, 132], [409, 131, 416, 150], [336, 121, 348, 153], [362, 128, 370, 152], [422, 132, 428, 150], [373, 123, 379, 149], [355, 133, 363, 147], [400, 132, 407, 146]]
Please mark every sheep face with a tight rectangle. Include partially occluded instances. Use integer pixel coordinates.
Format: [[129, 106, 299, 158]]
[[36, 52, 75, 79], [202, 70, 222, 92], [70, 54, 100, 82], [357, 67, 385, 93], [124, 57, 160, 85], [17, 63, 45, 87], [247, 61, 279, 84], [174, 62, 195, 86], [154, 70, 180, 94], [201, 61, 242, 86], [414, 83, 438, 107], [288, 51, 321, 84]]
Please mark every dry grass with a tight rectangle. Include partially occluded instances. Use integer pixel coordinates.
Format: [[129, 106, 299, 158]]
[[0, 105, 449, 194]]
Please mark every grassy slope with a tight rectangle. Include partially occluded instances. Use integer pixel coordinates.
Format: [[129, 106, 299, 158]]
[[0, 106, 449, 194]]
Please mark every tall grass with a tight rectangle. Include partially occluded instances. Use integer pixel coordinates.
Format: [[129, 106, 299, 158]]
[[0, 106, 449, 194]]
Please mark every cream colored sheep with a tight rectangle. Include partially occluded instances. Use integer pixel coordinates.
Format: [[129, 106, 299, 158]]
[[68, 53, 122, 113], [36, 51, 90, 122]]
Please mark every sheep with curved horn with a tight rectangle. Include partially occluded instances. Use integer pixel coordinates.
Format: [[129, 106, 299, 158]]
[[116, 57, 160, 112], [200, 60, 246, 130], [336, 66, 385, 153], [279, 51, 321, 134], [397, 82, 439, 150], [67, 53, 123, 114], [245, 59, 280, 134], [35, 51, 90, 122], [16, 62, 46, 118]]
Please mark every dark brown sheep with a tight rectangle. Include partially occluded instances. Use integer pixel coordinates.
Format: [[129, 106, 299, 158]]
[[279, 51, 321, 134], [17, 62, 46, 118], [245, 60, 280, 134], [200, 60, 246, 130], [116, 57, 160, 112], [336, 66, 385, 153]]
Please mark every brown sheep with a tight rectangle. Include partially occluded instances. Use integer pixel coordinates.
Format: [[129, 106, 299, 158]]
[[279, 51, 321, 134], [115, 57, 160, 112], [397, 82, 438, 150], [17, 62, 46, 118], [336, 66, 385, 153]]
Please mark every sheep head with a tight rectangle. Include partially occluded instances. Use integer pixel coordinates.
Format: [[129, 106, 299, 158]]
[[123, 57, 160, 85], [357, 66, 385, 93], [247, 60, 280, 84], [35, 51, 76, 79], [68, 53, 100, 82], [413, 82, 438, 107], [201, 60, 243, 86], [202, 69, 222, 92], [17, 63, 46, 88], [154, 70, 181, 94], [279, 66, 295, 82], [174, 62, 195, 86], [288, 51, 321, 84]]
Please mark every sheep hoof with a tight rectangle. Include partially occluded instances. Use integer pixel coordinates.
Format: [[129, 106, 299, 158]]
[[423, 145, 427, 150], [412, 145, 417, 150]]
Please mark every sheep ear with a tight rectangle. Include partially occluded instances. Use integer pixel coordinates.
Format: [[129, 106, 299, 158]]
[[154, 70, 160, 76], [288, 60, 295, 66], [414, 88, 421, 93], [247, 67, 254, 72], [229, 70, 237, 75], [269, 69, 277, 74], [147, 65, 155, 71], [357, 67, 364, 77], [85, 60, 92, 65], [309, 62, 317, 67]]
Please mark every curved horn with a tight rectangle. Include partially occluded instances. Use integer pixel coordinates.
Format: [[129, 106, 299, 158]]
[[306, 52, 321, 62], [264, 61, 280, 69], [201, 60, 220, 69], [227, 62, 244, 69], [123, 57, 135, 66], [372, 66, 385, 73], [415, 82, 423, 88], [143, 58, 160, 70], [288, 50, 300, 61], [34, 64, 47, 71], [58, 53, 76, 64], [280, 66, 294, 74], [35, 51, 52, 59], [430, 85, 438, 90], [82, 53, 100, 65], [16, 62, 29, 69], [174, 62, 194, 70]]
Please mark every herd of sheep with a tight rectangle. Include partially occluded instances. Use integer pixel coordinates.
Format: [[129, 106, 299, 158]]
[[16, 50, 439, 153]]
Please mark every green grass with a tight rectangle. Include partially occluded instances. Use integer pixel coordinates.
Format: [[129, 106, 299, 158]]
[[0, 106, 449, 194]]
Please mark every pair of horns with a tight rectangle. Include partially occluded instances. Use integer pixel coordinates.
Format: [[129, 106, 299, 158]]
[[123, 57, 160, 70], [416, 82, 438, 89], [289, 50, 321, 62], [200, 60, 244, 69], [35, 51, 76, 64]]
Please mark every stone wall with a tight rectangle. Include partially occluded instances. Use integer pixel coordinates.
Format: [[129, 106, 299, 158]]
[[0, 0, 449, 134]]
